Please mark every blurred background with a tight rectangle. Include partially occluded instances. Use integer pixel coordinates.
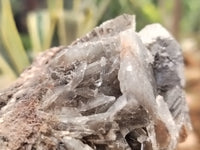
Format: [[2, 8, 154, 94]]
[[0, 0, 199, 149]]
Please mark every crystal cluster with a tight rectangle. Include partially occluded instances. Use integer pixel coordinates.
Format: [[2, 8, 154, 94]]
[[0, 14, 191, 150]]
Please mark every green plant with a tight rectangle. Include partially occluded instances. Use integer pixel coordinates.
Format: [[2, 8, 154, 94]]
[[0, 0, 29, 74], [0, 0, 111, 88]]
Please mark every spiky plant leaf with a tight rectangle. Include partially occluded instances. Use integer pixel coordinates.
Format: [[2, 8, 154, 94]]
[[0, 0, 29, 73]]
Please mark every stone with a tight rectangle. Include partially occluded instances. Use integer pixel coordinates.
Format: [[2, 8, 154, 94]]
[[0, 14, 190, 150]]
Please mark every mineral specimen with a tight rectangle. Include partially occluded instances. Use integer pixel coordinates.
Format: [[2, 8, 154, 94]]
[[0, 14, 191, 150]]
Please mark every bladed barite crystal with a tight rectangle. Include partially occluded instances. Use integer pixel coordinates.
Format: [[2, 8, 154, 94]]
[[0, 14, 191, 150]]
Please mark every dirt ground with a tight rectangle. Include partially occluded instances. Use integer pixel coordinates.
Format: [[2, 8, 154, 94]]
[[177, 41, 200, 150]]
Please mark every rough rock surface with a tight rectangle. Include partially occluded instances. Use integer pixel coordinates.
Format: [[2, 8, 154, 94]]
[[0, 14, 191, 150]]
